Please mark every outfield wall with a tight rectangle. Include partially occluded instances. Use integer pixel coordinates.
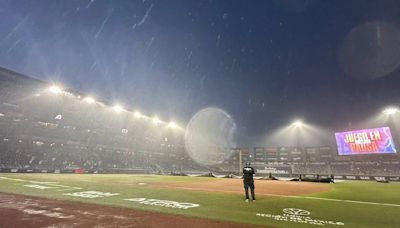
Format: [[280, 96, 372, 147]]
[[294, 173, 400, 182], [0, 168, 153, 174]]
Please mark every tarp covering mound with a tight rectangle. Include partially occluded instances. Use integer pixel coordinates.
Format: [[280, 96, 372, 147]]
[[292, 176, 334, 183], [256, 176, 279, 180], [187, 172, 214, 177], [229, 174, 242, 179], [211, 173, 230, 178], [180, 172, 334, 182], [170, 172, 188, 176]]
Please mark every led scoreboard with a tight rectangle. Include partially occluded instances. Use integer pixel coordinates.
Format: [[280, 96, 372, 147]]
[[335, 127, 397, 155]]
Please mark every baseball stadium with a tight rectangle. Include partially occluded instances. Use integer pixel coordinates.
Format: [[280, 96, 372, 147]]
[[2, 1, 400, 228], [1, 66, 400, 228]]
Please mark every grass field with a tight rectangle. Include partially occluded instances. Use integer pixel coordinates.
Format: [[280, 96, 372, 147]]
[[0, 174, 399, 227]]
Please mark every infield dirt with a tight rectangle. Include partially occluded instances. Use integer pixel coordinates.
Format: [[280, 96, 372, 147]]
[[152, 178, 331, 196], [0, 192, 270, 228]]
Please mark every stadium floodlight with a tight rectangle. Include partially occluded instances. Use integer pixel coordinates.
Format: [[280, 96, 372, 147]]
[[113, 105, 123, 113], [48, 85, 62, 94], [383, 107, 399, 115], [134, 111, 142, 118], [152, 116, 161, 124], [293, 120, 303, 127], [83, 96, 95, 104], [167, 121, 178, 129]]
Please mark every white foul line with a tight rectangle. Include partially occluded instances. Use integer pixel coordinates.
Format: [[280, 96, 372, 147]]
[[164, 186, 400, 207], [0, 176, 82, 191], [290, 196, 400, 207]]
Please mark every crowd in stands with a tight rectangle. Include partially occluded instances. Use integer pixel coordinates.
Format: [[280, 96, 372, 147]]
[[0, 67, 198, 173]]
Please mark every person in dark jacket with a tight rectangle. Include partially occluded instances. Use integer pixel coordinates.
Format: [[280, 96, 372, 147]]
[[243, 162, 256, 202]]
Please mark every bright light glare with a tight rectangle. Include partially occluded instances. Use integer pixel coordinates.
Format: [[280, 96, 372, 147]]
[[48, 86, 62, 94], [83, 97, 95, 103], [167, 121, 178, 129], [383, 107, 399, 115], [293, 120, 303, 127], [113, 105, 123, 113], [152, 116, 161, 124], [134, 111, 142, 118]]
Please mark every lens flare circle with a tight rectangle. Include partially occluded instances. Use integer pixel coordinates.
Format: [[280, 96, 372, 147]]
[[185, 107, 236, 166], [339, 21, 400, 80]]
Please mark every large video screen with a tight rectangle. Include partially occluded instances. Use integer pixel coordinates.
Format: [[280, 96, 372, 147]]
[[335, 127, 397, 155]]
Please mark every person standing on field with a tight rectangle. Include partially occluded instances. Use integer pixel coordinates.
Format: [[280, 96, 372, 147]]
[[243, 162, 256, 202]]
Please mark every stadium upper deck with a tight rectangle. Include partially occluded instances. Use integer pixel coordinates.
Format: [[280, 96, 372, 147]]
[[0, 66, 201, 172]]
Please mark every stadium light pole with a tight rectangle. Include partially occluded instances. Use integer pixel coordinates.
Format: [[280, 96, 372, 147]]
[[292, 119, 304, 150], [83, 96, 95, 104], [167, 121, 178, 129], [383, 107, 399, 116], [152, 116, 161, 124], [113, 105, 123, 113], [48, 85, 63, 94], [134, 111, 142, 118], [382, 107, 400, 148], [293, 120, 303, 128], [239, 149, 242, 174]]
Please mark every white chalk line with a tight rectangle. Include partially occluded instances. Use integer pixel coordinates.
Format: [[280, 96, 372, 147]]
[[55, 187, 83, 192], [292, 196, 400, 207], [0, 176, 26, 182], [164, 186, 400, 207], [0, 176, 81, 191]]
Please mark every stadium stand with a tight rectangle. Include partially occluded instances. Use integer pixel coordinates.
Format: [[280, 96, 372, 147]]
[[1, 66, 399, 180], [0, 66, 205, 174]]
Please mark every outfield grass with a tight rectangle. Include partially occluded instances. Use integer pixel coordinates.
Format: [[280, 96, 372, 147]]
[[0, 174, 399, 227]]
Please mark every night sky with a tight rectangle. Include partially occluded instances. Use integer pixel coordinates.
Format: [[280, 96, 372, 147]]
[[1, 0, 400, 145]]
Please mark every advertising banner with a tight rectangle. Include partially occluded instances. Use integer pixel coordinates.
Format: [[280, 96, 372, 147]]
[[335, 127, 397, 155]]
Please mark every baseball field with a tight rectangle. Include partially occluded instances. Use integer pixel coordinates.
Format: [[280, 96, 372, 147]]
[[0, 174, 399, 228]]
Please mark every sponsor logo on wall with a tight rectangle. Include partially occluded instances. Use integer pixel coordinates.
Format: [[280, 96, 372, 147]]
[[388, 177, 399, 181], [345, 176, 356, 180], [360, 176, 370, 180]]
